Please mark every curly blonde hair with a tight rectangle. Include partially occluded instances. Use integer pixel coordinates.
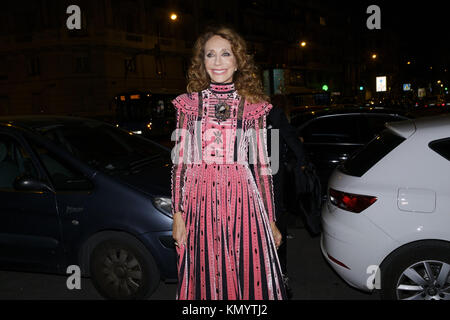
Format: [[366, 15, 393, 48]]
[[186, 26, 269, 104]]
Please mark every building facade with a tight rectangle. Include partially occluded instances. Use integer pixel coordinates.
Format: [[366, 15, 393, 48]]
[[0, 0, 362, 116]]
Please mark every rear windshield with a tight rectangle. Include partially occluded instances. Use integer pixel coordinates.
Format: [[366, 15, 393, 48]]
[[339, 129, 406, 177], [429, 138, 450, 161]]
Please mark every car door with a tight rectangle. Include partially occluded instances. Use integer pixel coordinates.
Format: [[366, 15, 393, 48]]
[[0, 131, 63, 273], [24, 135, 95, 268], [298, 114, 365, 189]]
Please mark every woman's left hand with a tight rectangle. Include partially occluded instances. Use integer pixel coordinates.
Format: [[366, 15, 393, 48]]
[[270, 221, 282, 249]]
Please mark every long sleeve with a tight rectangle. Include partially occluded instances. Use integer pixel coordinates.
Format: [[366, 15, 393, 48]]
[[170, 92, 200, 216], [269, 107, 307, 167], [252, 113, 276, 223], [171, 107, 188, 216]]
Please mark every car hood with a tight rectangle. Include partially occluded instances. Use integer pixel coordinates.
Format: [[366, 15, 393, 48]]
[[113, 157, 172, 197]]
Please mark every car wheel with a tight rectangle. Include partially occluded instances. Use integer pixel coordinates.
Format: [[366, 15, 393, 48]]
[[380, 241, 450, 300], [90, 234, 160, 300]]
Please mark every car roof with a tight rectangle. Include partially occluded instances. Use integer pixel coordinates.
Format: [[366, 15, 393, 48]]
[[0, 115, 102, 131], [414, 114, 450, 132], [290, 106, 408, 126], [386, 114, 450, 138]]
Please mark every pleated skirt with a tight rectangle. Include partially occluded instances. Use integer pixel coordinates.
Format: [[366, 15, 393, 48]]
[[176, 163, 287, 300]]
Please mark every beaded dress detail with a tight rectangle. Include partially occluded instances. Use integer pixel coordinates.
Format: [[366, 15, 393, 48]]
[[171, 83, 286, 300]]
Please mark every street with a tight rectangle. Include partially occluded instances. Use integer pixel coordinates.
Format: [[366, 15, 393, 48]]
[[0, 215, 378, 300], [1, 0, 448, 305]]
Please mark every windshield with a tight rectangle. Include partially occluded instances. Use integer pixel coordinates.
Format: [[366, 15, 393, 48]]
[[36, 121, 169, 173], [339, 129, 406, 177]]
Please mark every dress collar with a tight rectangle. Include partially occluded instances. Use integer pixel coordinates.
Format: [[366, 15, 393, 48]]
[[209, 82, 235, 94]]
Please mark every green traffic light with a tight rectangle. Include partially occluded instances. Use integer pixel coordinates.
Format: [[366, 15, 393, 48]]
[[322, 84, 328, 91], [359, 86, 364, 91]]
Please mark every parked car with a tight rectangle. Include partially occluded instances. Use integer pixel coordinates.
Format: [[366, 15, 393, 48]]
[[0, 115, 177, 299], [321, 114, 450, 300], [289, 107, 410, 194], [406, 105, 450, 118]]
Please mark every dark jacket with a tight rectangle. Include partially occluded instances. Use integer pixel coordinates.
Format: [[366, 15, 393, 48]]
[[267, 106, 306, 168], [268, 106, 322, 235], [267, 106, 306, 214]]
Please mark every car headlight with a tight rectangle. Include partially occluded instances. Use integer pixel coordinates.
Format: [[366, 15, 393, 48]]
[[152, 196, 172, 218]]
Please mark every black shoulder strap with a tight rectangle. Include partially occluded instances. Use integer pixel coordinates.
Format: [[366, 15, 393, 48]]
[[237, 96, 245, 121], [234, 97, 245, 162], [197, 91, 203, 120]]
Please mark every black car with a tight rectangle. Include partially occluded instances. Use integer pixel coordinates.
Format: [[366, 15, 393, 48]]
[[0, 116, 177, 299], [289, 106, 410, 194], [279, 106, 410, 234]]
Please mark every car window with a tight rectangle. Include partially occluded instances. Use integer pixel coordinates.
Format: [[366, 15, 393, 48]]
[[290, 112, 315, 127], [340, 129, 406, 177], [28, 139, 93, 192], [0, 134, 39, 190], [37, 122, 168, 174], [300, 115, 362, 144], [361, 114, 406, 142], [429, 138, 450, 161]]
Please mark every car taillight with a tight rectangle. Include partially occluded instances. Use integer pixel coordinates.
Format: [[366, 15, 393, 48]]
[[329, 188, 377, 213]]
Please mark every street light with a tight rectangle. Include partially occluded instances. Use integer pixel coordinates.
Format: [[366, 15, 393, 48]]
[[170, 13, 178, 21], [371, 54, 377, 59]]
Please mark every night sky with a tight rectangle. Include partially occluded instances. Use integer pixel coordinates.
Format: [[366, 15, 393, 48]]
[[366, 1, 449, 54], [342, 0, 450, 81]]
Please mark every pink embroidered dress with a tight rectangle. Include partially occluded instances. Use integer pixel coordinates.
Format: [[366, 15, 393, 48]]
[[171, 82, 286, 300]]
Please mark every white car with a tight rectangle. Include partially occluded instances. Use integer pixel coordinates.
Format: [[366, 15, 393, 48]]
[[320, 114, 450, 300]]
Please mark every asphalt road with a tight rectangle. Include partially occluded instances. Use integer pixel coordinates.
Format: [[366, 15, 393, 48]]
[[0, 214, 379, 300]]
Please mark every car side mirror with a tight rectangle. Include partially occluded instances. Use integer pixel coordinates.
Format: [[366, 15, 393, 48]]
[[13, 176, 54, 193]]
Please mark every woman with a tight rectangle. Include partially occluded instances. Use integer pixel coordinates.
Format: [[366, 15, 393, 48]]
[[268, 94, 307, 298], [171, 26, 286, 300]]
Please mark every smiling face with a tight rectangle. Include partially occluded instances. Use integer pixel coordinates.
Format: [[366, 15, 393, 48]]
[[204, 35, 237, 84]]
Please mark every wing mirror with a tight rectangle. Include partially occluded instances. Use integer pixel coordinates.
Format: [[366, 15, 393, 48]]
[[13, 176, 55, 193]]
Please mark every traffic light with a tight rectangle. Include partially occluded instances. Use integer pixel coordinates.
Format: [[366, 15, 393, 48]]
[[359, 86, 364, 91], [322, 84, 329, 91]]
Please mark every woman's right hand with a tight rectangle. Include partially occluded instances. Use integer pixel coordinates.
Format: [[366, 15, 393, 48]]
[[172, 211, 187, 248]]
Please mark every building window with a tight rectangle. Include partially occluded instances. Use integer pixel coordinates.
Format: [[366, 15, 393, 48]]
[[74, 56, 90, 73], [27, 56, 41, 76], [288, 70, 305, 87], [0, 56, 7, 81], [182, 58, 189, 75], [124, 57, 137, 74], [0, 96, 10, 116], [320, 16, 326, 26]]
